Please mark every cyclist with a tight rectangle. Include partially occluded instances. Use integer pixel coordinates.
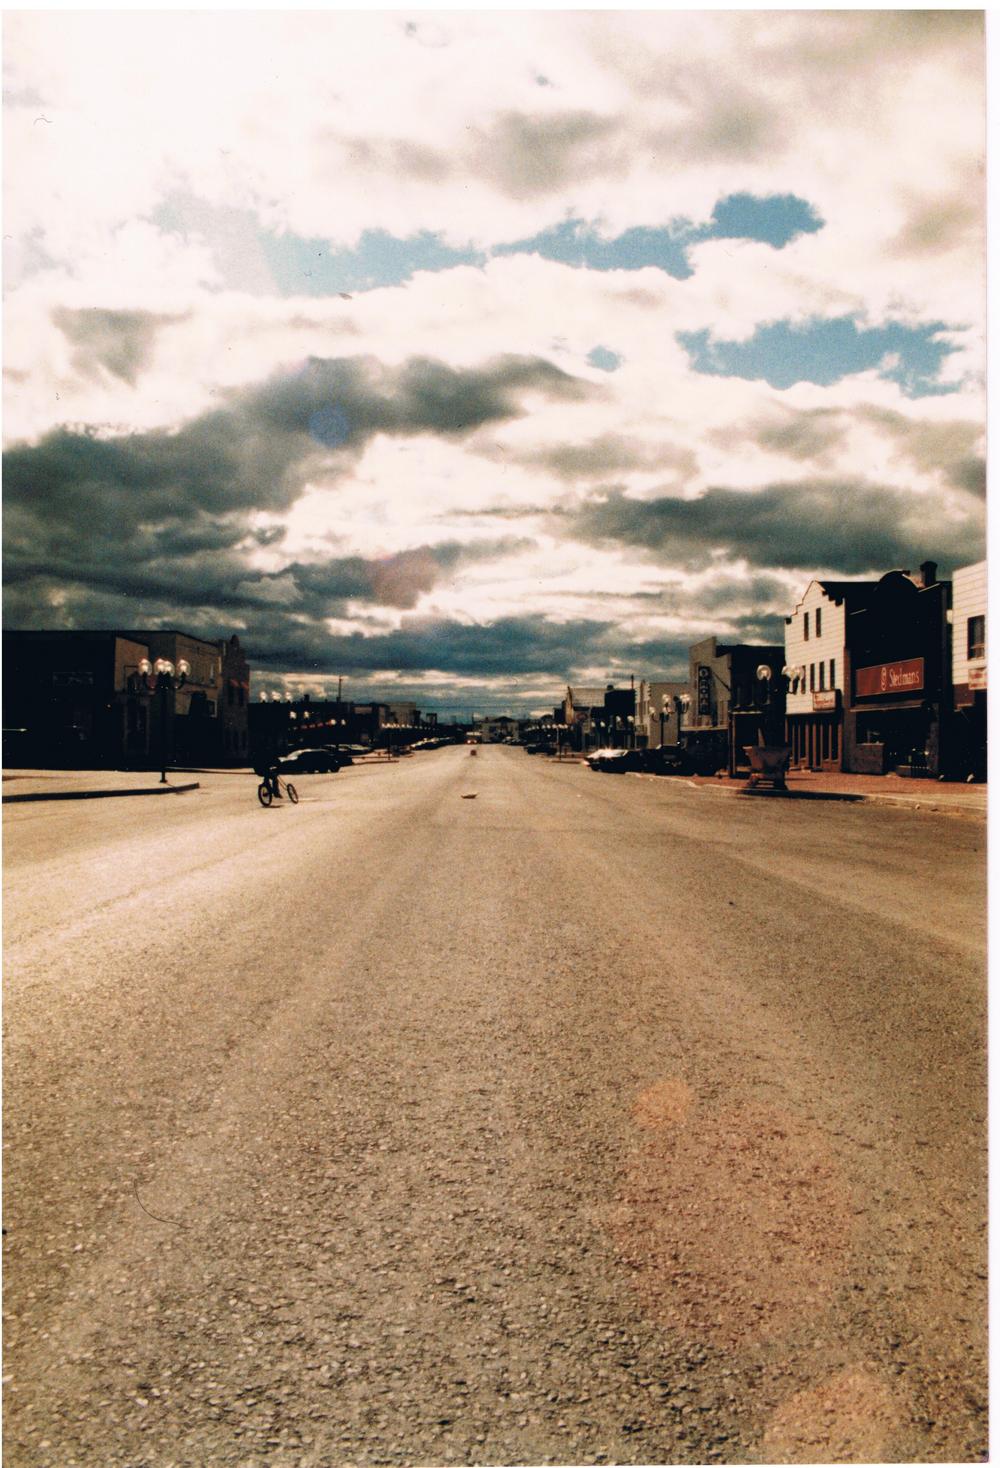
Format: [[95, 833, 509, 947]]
[[252, 734, 287, 799]]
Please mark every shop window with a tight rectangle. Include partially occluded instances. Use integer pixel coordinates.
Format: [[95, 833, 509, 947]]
[[803, 611, 810, 641], [968, 615, 985, 661], [815, 607, 822, 638]]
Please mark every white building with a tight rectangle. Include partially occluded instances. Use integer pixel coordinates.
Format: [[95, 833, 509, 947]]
[[784, 579, 876, 770], [951, 559, 986, 778], [952, 560, 986, 698]]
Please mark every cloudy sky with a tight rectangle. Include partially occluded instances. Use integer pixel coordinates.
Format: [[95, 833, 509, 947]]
[[3, 9, 986, 715]]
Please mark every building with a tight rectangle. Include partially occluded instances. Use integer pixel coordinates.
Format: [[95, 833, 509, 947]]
[[685, 637, 785, 776], [476, 716, 520, 743], [951, 560, 986, 779], [3, 629, 250, 769], [220, 635, 251, 763], [644, 680, 689, 748], [842, 562, 952, 776], [784, 580, 877, 771]]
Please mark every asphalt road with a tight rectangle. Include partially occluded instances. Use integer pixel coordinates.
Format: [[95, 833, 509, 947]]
[[3, 746, 987, 1466]]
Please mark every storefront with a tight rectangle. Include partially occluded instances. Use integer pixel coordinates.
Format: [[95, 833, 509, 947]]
[[843, 564, 952, 776], [787, 689, 841, 770]]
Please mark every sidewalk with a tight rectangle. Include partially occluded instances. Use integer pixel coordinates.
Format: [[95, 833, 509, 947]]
[[687, 766, 987, 817], [2, 769, 201, 803]]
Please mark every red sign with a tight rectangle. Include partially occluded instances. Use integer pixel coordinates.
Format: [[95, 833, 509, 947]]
[[969, 666, 987, 689], [812, 690, 838, 711], [855, 658, 924, 698]]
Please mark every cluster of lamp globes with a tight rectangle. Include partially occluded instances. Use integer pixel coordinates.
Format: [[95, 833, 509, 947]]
[[137, 657, 190, 688]]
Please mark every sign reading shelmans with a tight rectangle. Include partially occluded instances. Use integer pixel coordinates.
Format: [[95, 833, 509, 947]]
[[855, 658, 924, 698]]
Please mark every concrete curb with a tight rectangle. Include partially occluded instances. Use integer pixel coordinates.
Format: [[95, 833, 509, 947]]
[[3, 782, 201, 804], [687, 778, 985, 817]]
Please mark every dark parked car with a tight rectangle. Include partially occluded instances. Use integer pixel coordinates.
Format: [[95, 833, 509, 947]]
[[278, 747, 341, 774], [319, 744, 353, 766], [643, 746, 693, 776]]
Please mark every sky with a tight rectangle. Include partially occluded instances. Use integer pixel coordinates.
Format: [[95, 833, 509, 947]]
[[3, 9, 986, 717]]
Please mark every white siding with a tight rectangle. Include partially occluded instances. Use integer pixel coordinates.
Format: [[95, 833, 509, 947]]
[[952, 560, 986, 687], [784, 581, 847, 712]]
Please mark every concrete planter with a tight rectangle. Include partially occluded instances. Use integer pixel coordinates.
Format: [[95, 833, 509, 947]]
[[743, 744, 792, 791]]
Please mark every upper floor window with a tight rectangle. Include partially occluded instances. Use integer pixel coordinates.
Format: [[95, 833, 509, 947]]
[[818, 662, 826, 691], [803, 611, 810, 640], [829, 657, 836, 687], [968, 615, 985, 661], [809, 663, 815, 691], [815, 607, 822, 638]]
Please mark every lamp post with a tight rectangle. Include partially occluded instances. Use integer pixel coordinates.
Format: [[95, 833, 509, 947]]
[[137, 656, 190, 783], [660, 696, 670, 748]]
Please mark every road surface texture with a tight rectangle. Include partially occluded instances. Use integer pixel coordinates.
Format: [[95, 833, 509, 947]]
[[4, 746, 987, 1466]]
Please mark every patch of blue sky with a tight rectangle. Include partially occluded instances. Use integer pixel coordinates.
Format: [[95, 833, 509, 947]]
[[678, 316, 959, 398], [587, 346, 623, 372], [694, 192, 823, 248], [154, 189, 824, 297], [494, 218, 694, 278], [260, 228, 485, 296], [492, 193, 824, 278]]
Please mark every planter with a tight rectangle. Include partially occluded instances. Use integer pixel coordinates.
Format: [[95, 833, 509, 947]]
[[743, 744, 792, 791]]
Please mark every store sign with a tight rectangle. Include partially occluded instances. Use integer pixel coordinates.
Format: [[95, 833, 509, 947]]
[[855, 657, 924, 698], [969, 666, 987, 690], [696, 665, 712, 715], [812, 690, 838, 711]]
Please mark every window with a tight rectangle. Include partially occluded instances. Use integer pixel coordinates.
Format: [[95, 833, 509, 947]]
[[815, 607, 822, 638], [819, 662, 826, 691], [968, 615, 985, 661], [803, 611, 810, 641], [809, 663, 815, 691], [829, 657, 836, 687]]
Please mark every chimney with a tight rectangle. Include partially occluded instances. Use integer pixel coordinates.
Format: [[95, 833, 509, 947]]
[[920, 560, 938, 588]]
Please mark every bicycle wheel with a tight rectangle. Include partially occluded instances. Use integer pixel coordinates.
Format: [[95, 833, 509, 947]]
[[257, 781, 273, 807], [285, 782, 299, 804]]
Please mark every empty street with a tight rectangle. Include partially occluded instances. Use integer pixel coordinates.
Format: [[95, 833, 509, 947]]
[[3, 746, 987, 1466]]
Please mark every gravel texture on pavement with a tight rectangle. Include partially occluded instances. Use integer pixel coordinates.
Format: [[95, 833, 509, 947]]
[[3, 746, 987, 1465]]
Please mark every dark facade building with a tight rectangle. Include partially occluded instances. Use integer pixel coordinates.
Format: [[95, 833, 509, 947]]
[[684, 637, 785, 776], [842, 563, 952, 776], [3, 629, 250, 769]]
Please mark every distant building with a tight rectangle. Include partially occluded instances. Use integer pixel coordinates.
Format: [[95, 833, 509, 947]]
[[643, 680, 689, 748], [563, 683, 637, 749]]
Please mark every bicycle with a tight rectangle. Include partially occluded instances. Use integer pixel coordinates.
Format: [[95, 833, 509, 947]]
[[257, 771, 299, 807]]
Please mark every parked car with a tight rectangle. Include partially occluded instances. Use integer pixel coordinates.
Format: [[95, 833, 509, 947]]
[[278, 747, 341, 774], [644, 746, 693, 776], [586, 747, 629, 771], [319, 744, 353, 766]]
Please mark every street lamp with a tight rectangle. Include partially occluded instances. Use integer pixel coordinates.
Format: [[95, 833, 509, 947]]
[[137, 657, 190, 783]]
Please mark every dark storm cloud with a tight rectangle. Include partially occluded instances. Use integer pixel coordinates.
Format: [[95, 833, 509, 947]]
[[248, 611, 697, 685], [4, 350, 588, 654], [569, 480, 984, 577], [52, 307, 188, 386], [6, 352, 591, 527]]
